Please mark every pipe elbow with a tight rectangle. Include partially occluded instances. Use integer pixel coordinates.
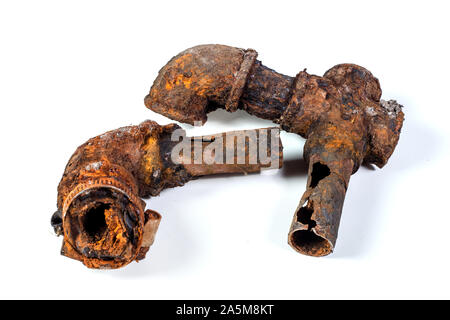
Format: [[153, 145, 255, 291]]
[[54, 120, 187, 269], [145, 44, 257, 125], [53, 120, 282, 268]]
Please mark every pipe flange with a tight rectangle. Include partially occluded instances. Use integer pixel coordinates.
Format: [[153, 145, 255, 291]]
[[225, 49, 258, 112]]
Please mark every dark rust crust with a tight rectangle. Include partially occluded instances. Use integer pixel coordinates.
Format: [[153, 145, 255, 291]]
[[145, 45, 247, 125], [241, 61, 294, 120], [145, 44, 404, 257]]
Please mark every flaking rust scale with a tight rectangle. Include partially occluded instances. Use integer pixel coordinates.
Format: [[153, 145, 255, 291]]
[[145, 44, 404, 256], [52, 120, 282, 269]]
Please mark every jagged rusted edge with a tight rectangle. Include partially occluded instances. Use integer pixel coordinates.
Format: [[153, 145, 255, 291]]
[[62, 178, 144, 219], [225, 49, 258, 112], [61, 176, 146, 267]]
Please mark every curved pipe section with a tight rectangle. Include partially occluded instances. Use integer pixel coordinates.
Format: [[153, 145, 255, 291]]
[[145, 45, 250, 125], [52, 120, 282, 269], [145, 44, 404, 256]]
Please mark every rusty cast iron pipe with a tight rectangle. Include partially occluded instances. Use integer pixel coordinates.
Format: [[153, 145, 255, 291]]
[[145, 44, 404, 256], [52, 120, 282, 268]]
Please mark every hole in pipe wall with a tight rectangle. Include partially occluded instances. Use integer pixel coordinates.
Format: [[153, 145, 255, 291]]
[[310, 162, 330, 188], [296, 204, 317, 230]]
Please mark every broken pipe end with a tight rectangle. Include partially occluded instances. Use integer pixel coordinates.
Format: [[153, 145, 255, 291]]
[[58, 173, 160, 269], [288, 229, 334, 257]]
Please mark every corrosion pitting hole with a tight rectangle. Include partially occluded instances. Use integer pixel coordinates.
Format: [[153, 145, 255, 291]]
[[296, 206, 317, 230], [310, 162, 330, 188], [296, 202, 317, 230], [83, 204, 109, 240]]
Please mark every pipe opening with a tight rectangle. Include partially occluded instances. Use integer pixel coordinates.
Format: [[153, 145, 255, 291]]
[[83, 203, 109, 240], [290, 230, 332, 256], [310, 162, 330, 188], [63, 188, 144, 268]]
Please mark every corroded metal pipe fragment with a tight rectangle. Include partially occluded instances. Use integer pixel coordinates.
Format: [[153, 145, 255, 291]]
[[53, 120, 282, 269], [145, 44, 404, 256]]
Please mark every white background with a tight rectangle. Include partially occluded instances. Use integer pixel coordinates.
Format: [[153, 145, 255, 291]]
[[1, 0, 449, 299]]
